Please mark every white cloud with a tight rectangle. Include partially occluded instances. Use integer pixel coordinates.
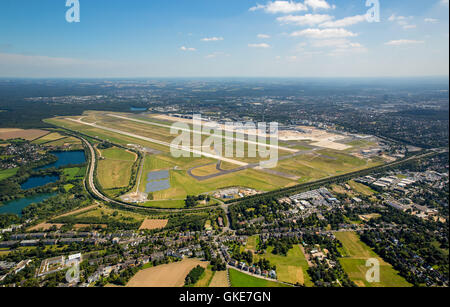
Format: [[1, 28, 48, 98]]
[[402, 24, 416, 29], [248, 43, 271, 48], [201, 37, 224, 42], [309, 39, 367, 55], [0, 53, 98, 67], [388, 14, 416, 30], [290, 28, 358, 38], [180, 46, 197, 51], [305, 0, 333, 10], [249, 1, 307, 14], [319, 15, 367, 28], [440, 0, 449, 6], [424, 18, 439, 24], [257, 34, 271, 39], [277, 14, 333, 26], [205, 52, 229, 59], [385, 39, 425, 46]]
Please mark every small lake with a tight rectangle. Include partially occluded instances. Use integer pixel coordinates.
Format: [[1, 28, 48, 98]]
[[0, 193, 56, 216], [36, 150, 86, 170], [21, 175, 60, 190], [130, 107, 148, 112]]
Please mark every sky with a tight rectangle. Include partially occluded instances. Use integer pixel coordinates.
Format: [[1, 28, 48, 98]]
[[0, 0, 448, 78]]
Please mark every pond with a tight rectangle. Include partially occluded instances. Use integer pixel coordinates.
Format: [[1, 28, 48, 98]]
[[130, 107, 148, 112], [0, 193, 57, 216], [21, 175, 60, 190], [36, 150, 86, 170]]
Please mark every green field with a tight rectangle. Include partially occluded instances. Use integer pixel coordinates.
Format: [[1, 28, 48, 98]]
[[335, 232, 411, 287], [255, 245, 313, 286], [192, 266, 216, 287], [229, 269, 290, 288], [141, 199, 186, 209], [0, 168, 18, 181], [32, 132, 66, 144], [97, 147, 136, 189], [274, 149, 381, 183], [55, 205, 147, 227], [246, 235, 259, 252], [139, 153, 295, 203], [348, 180, 376, 196], [63, 167, 86, 180]]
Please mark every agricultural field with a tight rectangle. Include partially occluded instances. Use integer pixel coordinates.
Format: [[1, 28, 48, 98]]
[[192, 266, 216, 287], [0, 128, 49, 141], [0, 168, 18, 181], [52, 205, 148, 228], [44, 136, 83, 148], [228, 269, 290, 288], [97, 147, 136, 190], [335, 232, 411, 287], [138, 218, 168, 230], [255, 245, 313, 286], [32, 132, 66, 144], [348, 180, 376, 196], [126, 259, 208, 287], [208, 270, 229, 287]]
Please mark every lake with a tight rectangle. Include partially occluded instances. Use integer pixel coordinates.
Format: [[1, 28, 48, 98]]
[[130, 107, 148, 112], [21, 175, 60, 190], [0, 193, 56, 216], [36, 150, 86, 170]]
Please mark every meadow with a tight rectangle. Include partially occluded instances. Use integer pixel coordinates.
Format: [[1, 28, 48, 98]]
[[0, 168, 18, 181], [335, 232, 411, 287], [126, 259, 208, 287], [228, 269, 290, 288], [255, 245, 313, 286], [97, 147, 136, 189]]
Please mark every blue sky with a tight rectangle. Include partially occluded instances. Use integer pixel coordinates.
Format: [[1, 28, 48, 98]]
[[0, 0, 448, 77]]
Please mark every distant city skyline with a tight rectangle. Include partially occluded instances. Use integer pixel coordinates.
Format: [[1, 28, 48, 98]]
[[0, 0, 448, 78]]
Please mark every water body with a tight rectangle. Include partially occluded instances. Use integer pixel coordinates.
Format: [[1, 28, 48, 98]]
[[0, 193, 56, 216], [130, 107, 148, 112], [146, 170, 171, 193], [36, 150, 86, 170], [21, 175, 59, 190]]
